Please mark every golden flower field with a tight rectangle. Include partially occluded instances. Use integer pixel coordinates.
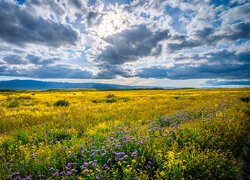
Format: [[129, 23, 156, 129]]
[[0, 88, 249, 179]]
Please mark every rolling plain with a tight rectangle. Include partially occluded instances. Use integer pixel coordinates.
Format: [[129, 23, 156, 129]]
[[0, 88, 249, 179]]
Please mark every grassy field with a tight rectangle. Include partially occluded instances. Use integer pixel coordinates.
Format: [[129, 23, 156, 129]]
[[0, 88, 249, 179]]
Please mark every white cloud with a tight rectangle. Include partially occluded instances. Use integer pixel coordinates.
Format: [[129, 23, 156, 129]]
[[0, 0, 249, 85]]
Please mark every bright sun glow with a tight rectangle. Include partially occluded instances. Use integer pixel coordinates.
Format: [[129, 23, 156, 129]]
[[96, 10, 127, 38]]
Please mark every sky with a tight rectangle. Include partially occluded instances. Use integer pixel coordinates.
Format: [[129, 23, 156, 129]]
[[0, 0, 249, 87]]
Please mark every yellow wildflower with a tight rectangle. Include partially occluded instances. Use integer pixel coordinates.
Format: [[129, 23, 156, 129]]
[[160, 171, 165, 177], [132, 159, 136, 163], [125, 167, 132, 173]]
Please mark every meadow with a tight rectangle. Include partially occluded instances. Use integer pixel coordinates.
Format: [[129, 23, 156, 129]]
[[0, 88, 249, 179]]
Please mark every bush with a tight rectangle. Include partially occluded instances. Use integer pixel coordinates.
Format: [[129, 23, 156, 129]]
[[18, 96, 32, 100], [106, 94, 116, 98], [54, 99, 70, 106], [7, 99, 20, 108], [106, 94, 117, 103], [92, 99, 103, 103], [106, 98, 117, 103], [239, 96, 249, 103], [92, 99, 98, 103]]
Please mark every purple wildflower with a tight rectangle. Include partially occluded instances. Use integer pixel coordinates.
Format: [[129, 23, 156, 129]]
[[25, 175, 32, 180], [131, 151, 138, 157], [53, 172, 59, 177], [13, 176, 21, 180], [59, 172, 65, 176], [71, 169, 77, 173], [80, 162, 88, 170], [66, 171, 72, 176], [103, 164, 110, 170], [9, 172, 20, 177], [107, 158, 111, 164]]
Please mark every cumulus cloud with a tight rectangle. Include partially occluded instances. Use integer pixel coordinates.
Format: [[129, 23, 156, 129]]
[[135, 46, 250, 80], [0, 0, 249, 85], [28, 65, 93, 79], [3, 55, 27, 65], [136, 63, 250, 80], [168, 3, 250, 51], [168, 22, 250, 52], [0, 0, 79, 47], [97, 25, 169, 65], [25, 0, 87, 23], [0, 63, 93, 79]]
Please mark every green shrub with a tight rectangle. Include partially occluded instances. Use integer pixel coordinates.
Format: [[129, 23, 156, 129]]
[[239, 96, 249, 103], [92, 96, 128, 103], [54, 99, 70, 106], [92, 99, 98, 103], [18, 96, 32, 100], [7, 99, 20, 108], [106, 94, 116, 98], [106, 98, 117, 103], [106, 94, 117, 103]]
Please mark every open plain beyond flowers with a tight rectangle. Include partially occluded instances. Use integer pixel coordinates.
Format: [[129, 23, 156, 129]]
[[0, 88, 249, 179]]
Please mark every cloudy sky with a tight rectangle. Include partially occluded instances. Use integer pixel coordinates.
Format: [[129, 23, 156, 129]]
[[0, 0, 249, 87]]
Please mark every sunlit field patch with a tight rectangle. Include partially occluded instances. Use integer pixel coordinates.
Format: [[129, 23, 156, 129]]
[[0, 88, 249, 179]]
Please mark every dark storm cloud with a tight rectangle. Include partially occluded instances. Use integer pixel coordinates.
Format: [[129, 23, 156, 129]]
[[136, 63, 250, 80], [94, 64, 133, 79], [204, 49, 250, 63], [167, 3, 250, 51], [137, 42, 250, 81], [173, 49, 250, 63], [0, 64, 93, 79], [26, 0, 85, 16], [0, 65, 18, 77], [93, 25, 169, 78], [0, 0, 79, 47], [25, 55, 57, 65], [86, 11, 104, 27], [70, 0, 84, 9], [3, 55, 27, 65], [168, 22, 250, 51], [212, 22, 250, 42], [30, 65, 93, 79], [97, 25, 169, 65]]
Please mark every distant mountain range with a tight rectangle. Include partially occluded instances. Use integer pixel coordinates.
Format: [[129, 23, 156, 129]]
[[0, 80, 162, 90]]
